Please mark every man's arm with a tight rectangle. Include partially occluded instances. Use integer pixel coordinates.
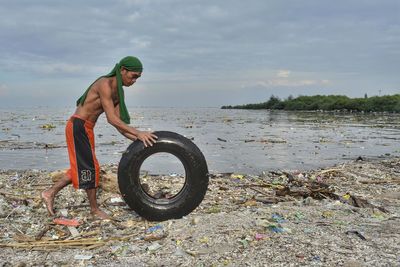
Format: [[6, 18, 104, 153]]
[[113, 104, 138, 141], [98, 82, 157, 147]]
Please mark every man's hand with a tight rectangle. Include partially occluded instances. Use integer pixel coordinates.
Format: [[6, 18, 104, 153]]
[[137, 131, 158, 147]]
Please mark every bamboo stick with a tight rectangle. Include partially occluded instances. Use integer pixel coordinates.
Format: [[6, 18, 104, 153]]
[[0, 239, 106, 249], [359, 179, 400, 184], [0, 190, 41, 200]]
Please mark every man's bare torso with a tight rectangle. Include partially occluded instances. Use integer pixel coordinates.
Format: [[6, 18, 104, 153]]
[[74, 77, 119, 123]]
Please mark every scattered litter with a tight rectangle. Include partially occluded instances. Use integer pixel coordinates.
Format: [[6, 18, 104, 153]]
[[371, 212, 385, 220], [174, 247, 189, 257], [268, 224, 285, 233], [312, 255, 321, 261], [238, 238, 249, 248], [110, 197, 124, 203], [242, 198, 257, 206], [0, 157, 399, 265], [345, 230, 367, 241], [322, 211, 334, 218], [231, 174, 244, 179], [343, 193, 351, 200], [10, 172, 20, 182], [343, 194, 388, 212], [123, 220, 139, 228], [191, 217, 200, 225], [144, 232, 167, 242], [294, 212, 304, 220], [255, 233, 268, 240], [147, 242, 162, 252], [74, 254, 93, 260], [207, 205, 221, 214], [146, 224, 163, 233], [199, 236, 209, 243], [111, 245, 130, 256], [53, 218, 81, 227], [271, 213, 286, 223]]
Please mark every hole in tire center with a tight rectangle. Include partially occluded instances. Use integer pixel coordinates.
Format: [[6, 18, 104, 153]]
[[139, 152, 186, 199]]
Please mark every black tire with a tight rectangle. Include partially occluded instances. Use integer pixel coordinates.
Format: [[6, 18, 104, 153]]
[[118, 131, 209, 221]]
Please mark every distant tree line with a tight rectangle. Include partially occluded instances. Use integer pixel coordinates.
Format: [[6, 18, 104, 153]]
[[221, 94, 400, 113]]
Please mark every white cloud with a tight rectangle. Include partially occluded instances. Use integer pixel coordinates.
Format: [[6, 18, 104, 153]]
[[37, 63, 85, 74], [126, 11, 141, 22], [204, 6, 227, 19], [129, 38, 151, 49], [277, 69, 291, 78], [247, 79, 332, 88], [27, 63, 106, 76], [321, 79, 332, 85]]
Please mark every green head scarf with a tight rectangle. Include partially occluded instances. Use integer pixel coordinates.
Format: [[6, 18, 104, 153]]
[[76, 56, 143, 124]]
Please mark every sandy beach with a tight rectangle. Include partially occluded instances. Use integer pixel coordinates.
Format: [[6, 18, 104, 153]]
[[0, 157, 399, 266]]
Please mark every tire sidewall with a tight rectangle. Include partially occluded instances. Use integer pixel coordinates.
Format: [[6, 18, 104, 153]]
[[118, 131, 208, 221]]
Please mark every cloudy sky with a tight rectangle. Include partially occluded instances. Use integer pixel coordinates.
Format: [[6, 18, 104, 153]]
[[0, 0, 399, 107]]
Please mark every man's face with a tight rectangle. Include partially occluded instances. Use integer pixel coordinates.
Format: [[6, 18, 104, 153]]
[[121, 68, 141, 87]]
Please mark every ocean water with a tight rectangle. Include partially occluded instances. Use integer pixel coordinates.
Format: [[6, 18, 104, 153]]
[[0, 107, 399, 174]]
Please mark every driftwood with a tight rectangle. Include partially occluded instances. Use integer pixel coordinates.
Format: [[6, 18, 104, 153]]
[[345, 194, 389, 213], [0, 238, 106, 250], [359, 179, 400, 185], [0, 190, 40, 201], [0, 231, 140, 251], [35, 225, 52, 241], [275, 180, 338, 200]]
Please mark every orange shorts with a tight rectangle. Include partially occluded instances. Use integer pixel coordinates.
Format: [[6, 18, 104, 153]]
[[65, 115, 100, 189]]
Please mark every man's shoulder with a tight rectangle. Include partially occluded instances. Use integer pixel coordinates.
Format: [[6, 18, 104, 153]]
[[95, 76, 113, 86], [92, 77, 113, 90]]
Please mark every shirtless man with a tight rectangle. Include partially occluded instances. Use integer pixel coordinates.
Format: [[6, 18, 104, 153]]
[[41, 56, 157, 219]]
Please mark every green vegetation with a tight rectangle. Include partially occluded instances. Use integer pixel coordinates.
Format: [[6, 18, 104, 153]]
[[221, 94, 400, 113]]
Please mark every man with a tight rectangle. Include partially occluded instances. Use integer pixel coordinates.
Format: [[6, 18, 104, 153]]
[[41, 56, 157, 219]]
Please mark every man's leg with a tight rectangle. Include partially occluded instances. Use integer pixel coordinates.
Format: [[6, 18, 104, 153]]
[[41, 173, 71, 216], [86, 188, 110, 219]]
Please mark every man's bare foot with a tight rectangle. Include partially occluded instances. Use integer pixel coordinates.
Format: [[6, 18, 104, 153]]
[[40, 190, 55, 216], [90, 208, 111, 220]]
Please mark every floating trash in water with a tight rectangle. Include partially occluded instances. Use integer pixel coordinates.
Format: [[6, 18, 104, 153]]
[[40, 124, 56, 130]]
